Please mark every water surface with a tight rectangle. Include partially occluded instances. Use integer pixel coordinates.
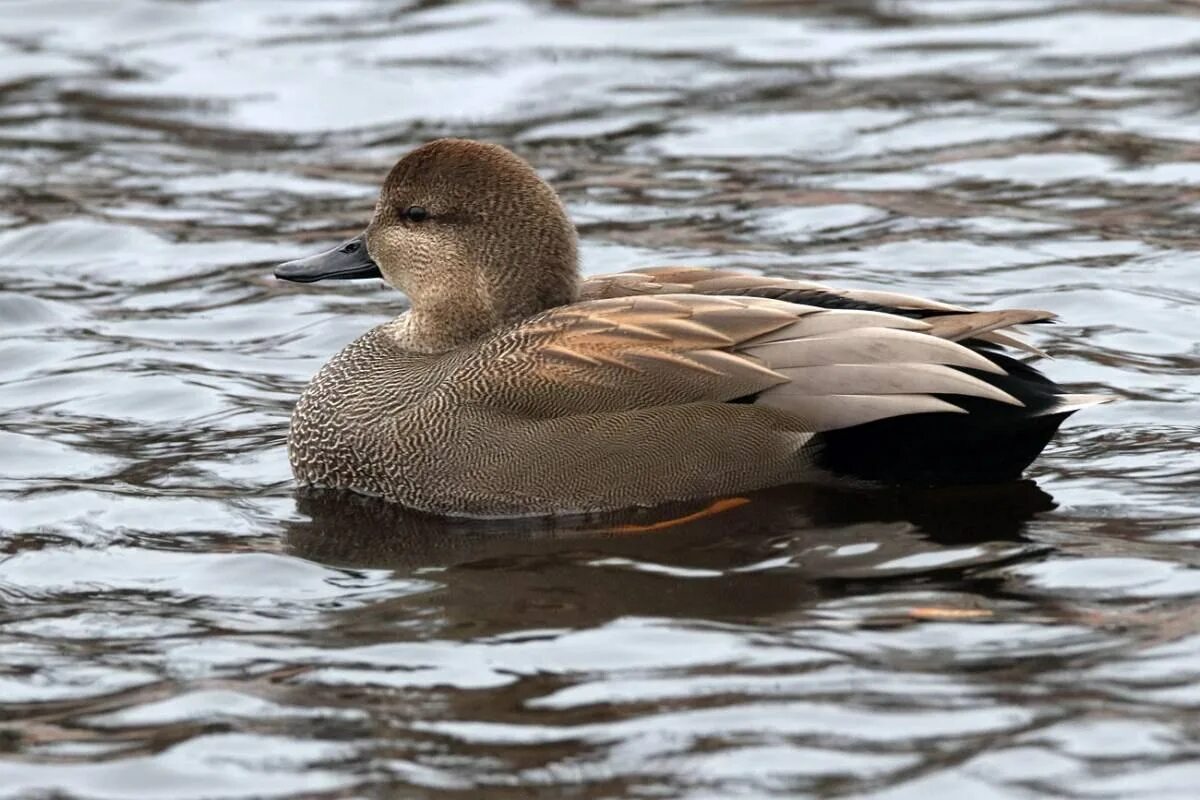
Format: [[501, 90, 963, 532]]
[[1, 1, 1199, 797]]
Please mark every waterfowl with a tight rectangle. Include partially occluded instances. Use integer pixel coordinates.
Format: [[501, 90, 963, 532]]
[[275, 138, 1109, 517]]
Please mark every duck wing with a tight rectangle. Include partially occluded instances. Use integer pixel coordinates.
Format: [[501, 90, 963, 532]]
[[579, 267, 966, 313], [413, 291, 1107, 510], [578, 270, 1117, 483], [439, 293, 1052, 430], [579, 266, 1045, 355]]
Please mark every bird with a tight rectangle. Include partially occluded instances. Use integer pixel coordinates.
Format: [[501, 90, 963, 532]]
[[274, 138, 1110, 517]]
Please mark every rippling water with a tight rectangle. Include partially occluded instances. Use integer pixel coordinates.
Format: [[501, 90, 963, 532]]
[[2, 1, 1199, 797]]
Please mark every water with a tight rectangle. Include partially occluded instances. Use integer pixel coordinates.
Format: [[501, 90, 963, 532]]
[[1, 0, 1198, 796]]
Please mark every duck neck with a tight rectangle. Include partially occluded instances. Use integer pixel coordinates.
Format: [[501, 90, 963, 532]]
[[389, 257, 580, 355], [389, 291, 496, 354], [485, 255, 580, 327]]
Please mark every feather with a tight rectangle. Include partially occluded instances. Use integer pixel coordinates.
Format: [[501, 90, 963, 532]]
[[1039, 393, 1115, 415], [746, 309, 930, 343], [755, 393, 967, 430], [925, 309, 1055, 341], [976, 330, 1048, 357], [741, 326, 1004, 374], [766, 362, 1023, 405]]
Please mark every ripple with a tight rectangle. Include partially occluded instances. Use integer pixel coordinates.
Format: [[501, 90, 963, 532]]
[[1, 0, 1198, 797], [0, 734, 355, 800]]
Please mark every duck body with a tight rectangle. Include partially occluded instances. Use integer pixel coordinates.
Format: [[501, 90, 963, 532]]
[[276, 140, 1108, 517], [290, 307, 820, 517]]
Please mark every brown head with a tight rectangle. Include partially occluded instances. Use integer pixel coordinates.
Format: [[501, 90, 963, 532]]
[[276, 139, 579, 352]]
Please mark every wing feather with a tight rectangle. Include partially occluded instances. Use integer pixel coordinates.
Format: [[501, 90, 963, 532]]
[[924, 309, 1055, 341], [741, 326, 1004, 374], [438, 287, 1050, 432], [764, 363, 1022, 405], [580, 268, 1052, 348], [755, 393, 968, 429], [449, 295, 793, 415]]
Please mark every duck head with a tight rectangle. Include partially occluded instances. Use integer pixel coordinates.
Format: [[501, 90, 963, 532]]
[[276, 139, 579, 352]]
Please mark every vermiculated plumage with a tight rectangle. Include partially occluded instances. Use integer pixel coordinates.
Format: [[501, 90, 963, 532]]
[[274, 139, 1110, 516]]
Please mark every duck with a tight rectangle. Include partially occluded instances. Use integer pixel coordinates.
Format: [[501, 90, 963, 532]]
[[274, 138, 1109, 517]]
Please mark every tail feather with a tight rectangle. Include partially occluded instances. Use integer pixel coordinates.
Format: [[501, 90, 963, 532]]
[[1040, 393, 1116, 415], [713, 296, 1103, 486], [814, 407, 1074, 485], [804, 347, 1097, 485]]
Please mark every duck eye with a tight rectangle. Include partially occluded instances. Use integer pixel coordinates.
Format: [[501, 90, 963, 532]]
[[404, 205, 429, 223]]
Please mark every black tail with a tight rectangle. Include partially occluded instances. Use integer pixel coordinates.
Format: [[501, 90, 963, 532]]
[[814, 347, 1078, 485]]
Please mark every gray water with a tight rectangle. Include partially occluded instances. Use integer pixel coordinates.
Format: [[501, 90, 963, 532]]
[[1, 1, 1199, 797]]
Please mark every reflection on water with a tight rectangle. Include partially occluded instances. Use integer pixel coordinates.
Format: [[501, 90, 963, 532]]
[[1, 0, 1199, 797], [287, 483, 1053, 629]]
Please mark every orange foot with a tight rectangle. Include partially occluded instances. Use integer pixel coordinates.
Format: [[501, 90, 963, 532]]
[[605, 496, 751, 535]]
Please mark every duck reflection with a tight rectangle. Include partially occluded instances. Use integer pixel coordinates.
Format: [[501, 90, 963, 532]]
[[284, 482, 1054, 634]]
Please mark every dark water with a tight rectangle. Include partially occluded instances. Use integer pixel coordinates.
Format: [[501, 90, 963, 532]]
[[2, 1, 1199, 797]]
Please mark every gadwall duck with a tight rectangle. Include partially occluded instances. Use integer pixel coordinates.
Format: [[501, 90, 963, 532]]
[[276, 139, 1108, 517]]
